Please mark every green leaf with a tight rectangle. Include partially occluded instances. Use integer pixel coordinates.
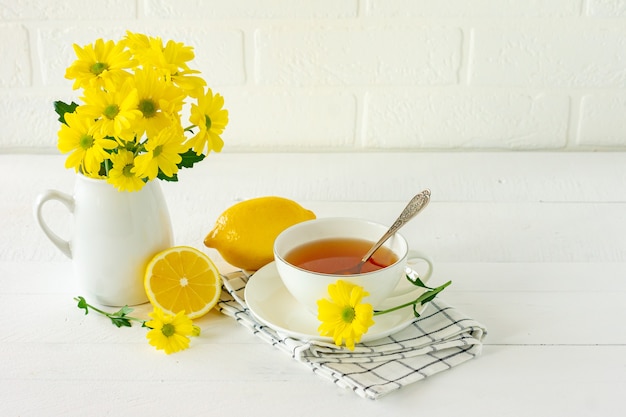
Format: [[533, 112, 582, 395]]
[[157, 150, 205, 181], [109, 317, 133, 328], [415, 281, 452, 305], [177, 149, 205, 169], [412, 303, 422, 318], [116, 305, 134, 316], [76, 296, 89, 315], [419, 290, 441, 305], [54, 101, 79, 124], [406, 274, 431, 289], [108, 305, 134, 327], [157, 169, 178, 182], [410, 280, 452, 317]]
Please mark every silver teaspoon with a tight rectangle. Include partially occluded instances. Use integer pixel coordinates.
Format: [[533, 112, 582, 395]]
[[335, 189, 431, 275]]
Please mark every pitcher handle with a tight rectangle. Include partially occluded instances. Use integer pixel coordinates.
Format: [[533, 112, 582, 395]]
[[34, 189, 74, 258]]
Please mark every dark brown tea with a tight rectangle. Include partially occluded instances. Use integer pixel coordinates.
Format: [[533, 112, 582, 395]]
[[284, 238, 399, 274]]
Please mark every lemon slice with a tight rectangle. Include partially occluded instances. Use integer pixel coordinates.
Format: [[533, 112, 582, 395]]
[[144, 246, 222, 319]]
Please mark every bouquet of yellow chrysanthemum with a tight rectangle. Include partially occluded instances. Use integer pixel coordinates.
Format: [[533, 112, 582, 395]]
[[54, 31, 228, 192]]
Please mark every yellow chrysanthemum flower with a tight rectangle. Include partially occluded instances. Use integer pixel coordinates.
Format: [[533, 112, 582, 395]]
[[56, 32, 228, 193], [170, 72, 206, 98], [57, 112, 117, 176], [78, 79, 142, 139], [65, 38, 134, 91], [133, 125, 188, 180], [317, 280, 375, 351], [123, 31, 152, 54], [187, 88, 228, 155], [133, 68, 185, 139], [146, 308, 199, 355], [125, 31, 205, 96], [107, 149, 145, 192], [159, 39, 206, 96]]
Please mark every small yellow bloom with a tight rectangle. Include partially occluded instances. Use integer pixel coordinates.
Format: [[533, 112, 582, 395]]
[[125, 31, 205, 95], [146, 308, 200, 355], [57, 112, 117, 176], [317, 280, 375, 350], [187, 88, 229, 155], [125, 31, 194, 74], [65, 38, 134, 91], [133, 68, 185, 139], [79, 79, 142, 139], [133, 125, 187, 180], [123, 31, 153, 57], [107, 149, 145, 192]]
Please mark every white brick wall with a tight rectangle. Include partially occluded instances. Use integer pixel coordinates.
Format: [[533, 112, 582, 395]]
[[1, 0, 626, 152]]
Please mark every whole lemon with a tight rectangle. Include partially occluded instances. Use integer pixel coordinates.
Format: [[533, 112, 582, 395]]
[[204, 196, 316, 271]]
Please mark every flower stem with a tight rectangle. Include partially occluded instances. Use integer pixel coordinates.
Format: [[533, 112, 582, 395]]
[[103, 159, 110, 177], [373, 280, 452, 316], [74, 296, 147, 328]]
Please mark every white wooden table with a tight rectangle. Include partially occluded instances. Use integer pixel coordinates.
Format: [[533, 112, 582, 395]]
[[1, 152, 625, 416]]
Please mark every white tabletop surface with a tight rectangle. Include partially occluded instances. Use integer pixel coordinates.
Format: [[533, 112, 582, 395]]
[[2, 152, 625, 416]]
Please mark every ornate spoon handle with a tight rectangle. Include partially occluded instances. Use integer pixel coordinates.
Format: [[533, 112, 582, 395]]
[[360, 189, 431, 263]]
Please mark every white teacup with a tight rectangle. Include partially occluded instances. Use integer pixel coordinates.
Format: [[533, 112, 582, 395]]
[[273, 217, 433, 315]]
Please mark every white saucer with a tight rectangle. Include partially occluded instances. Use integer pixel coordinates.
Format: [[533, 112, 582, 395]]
[[244, 262, 428, 343]]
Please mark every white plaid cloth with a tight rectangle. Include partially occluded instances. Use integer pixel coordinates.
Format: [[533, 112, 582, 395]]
[[218, 271, 487, 400]]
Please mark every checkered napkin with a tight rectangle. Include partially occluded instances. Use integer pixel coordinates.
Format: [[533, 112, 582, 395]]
[[217, 271, 487, 400]]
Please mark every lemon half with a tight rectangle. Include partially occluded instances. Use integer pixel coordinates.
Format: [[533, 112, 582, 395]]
[[144, 246, 222, 319]]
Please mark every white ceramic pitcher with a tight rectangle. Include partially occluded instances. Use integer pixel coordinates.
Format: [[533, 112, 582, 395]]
[[34, 174, 173, 306]]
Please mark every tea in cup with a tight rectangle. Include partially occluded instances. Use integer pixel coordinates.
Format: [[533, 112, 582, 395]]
[[273, 217, 433, 314]]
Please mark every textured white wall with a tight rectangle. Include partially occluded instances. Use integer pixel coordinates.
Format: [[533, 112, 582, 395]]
[[1, 0, 626, 152]]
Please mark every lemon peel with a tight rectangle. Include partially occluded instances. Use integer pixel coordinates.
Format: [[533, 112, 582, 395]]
[[204, 196, 315, 271]]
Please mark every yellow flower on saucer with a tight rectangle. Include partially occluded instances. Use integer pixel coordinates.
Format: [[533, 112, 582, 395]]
[[317, 280, 375, 351], [146, 308, 200, 355]]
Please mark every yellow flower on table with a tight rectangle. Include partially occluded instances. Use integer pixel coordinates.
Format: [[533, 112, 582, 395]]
[[146, 308, 200, 355], [317, 280, 375, 351], [74, 296, 202, 355]]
